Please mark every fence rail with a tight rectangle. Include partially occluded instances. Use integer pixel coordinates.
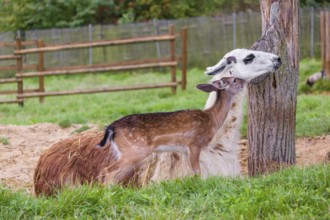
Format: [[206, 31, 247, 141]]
[[14, 34, 176, 55], [15, 61, 177, 78], [17, 82, 179, 99]]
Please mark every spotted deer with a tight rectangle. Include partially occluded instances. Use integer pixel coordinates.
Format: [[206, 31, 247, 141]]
[[97, 77, 244, 184]]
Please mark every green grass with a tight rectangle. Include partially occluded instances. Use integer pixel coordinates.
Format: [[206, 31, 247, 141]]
[[296, 95, 330, 136], [0, 165, 329, 219], [0, 61, 330, 137], [298, 59, 330, 94]]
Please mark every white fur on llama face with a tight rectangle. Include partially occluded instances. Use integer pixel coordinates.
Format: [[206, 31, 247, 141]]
[[205, 49, 281, 82]]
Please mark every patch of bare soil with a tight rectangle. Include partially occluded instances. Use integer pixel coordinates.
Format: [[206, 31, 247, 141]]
[[0, 123, 329, 194], [239, 136, 330, 175], [0, 123, 97, 194]]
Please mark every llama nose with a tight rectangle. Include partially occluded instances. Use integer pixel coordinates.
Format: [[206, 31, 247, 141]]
[[273, 57, 282, 70], [276, 57, 281, 64]]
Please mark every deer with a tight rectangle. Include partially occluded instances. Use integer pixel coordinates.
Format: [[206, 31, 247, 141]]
[[96, 77, 245, 184]]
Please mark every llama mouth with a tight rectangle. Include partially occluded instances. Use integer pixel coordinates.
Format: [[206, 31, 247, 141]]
[[205, 70, 217, 76], [273, 63, 281, 70], [205, 67, 226, 76], [205, 63, 226, 76]]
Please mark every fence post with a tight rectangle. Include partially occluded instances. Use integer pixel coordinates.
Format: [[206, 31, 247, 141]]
[[88, 24, 93, 65], [15, 37, 24, 107], [320, 11, 325, 70], [16, 30, 21, 38], [37, 40, 45, 103], [153, 19, 162, 72], [153, 19, 161, 60], [325, 11, 330, 78], [232, 12, 236, 49], [310, 7, 314, 58], [169, 25, 177, 94], [181, 27, 187, 90]]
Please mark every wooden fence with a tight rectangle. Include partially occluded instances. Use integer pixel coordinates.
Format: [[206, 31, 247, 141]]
[[320, 10, 330, 78], [0, 40, 41, 105], [0, 25, 187, 106]]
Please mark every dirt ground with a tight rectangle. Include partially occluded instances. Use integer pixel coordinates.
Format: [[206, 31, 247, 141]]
[[0, 123, 329, 194]]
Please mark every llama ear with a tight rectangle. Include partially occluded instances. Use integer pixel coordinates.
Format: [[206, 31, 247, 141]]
[[196, 84, 218, 93], [204, 60, 227, 76]]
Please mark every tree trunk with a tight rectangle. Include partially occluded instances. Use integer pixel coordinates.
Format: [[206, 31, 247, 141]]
[[248, 0, 299, 176]]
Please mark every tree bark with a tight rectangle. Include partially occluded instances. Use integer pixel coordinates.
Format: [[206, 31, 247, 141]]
[[248, 0, 299, 176]]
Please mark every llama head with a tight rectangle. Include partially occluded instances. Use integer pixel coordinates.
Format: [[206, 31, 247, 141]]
[[196, 77, 244, 95], [204, 49, 281, 84]]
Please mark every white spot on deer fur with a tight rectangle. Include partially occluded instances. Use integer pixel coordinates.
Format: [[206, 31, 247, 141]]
[[154, 145, 188, 155], [110, 140, 121, 160]]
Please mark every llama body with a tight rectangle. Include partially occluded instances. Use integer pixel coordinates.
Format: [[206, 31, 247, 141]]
[[137, 49, 281, 182], [141, 87, 245, 183], [97, 78, 244, 184]]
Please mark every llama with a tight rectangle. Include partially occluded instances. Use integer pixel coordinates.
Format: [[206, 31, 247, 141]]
[[34, 49, 281, 196], [97, 77, 244, 184], [306, 70, 325, 86]]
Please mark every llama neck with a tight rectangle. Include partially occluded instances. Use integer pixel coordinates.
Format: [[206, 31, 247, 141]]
[[205, 91, 233, 130]]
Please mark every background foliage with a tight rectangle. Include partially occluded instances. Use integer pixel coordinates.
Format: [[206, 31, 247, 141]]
[[1, 0, 329, 32]]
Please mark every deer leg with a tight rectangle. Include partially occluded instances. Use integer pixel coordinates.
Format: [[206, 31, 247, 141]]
[[189, 146, 201, 175], [101, 151, 148, 185], [98, 161, 121, 184], [112, 162, 136, 185]]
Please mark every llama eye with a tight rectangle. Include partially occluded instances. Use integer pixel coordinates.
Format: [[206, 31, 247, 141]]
[[243, 54, 255, 64], [226, 56, 237, 65]]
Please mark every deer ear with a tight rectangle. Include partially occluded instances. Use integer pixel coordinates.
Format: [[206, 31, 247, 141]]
[[196, 84, 218, 93]]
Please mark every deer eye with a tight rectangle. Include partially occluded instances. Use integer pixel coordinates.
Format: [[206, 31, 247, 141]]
[[243, 54, 255, 64]]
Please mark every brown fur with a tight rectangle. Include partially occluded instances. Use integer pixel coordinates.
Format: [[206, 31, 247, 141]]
[[34, 130, 114, 196], [34, 129, 170, 196]]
